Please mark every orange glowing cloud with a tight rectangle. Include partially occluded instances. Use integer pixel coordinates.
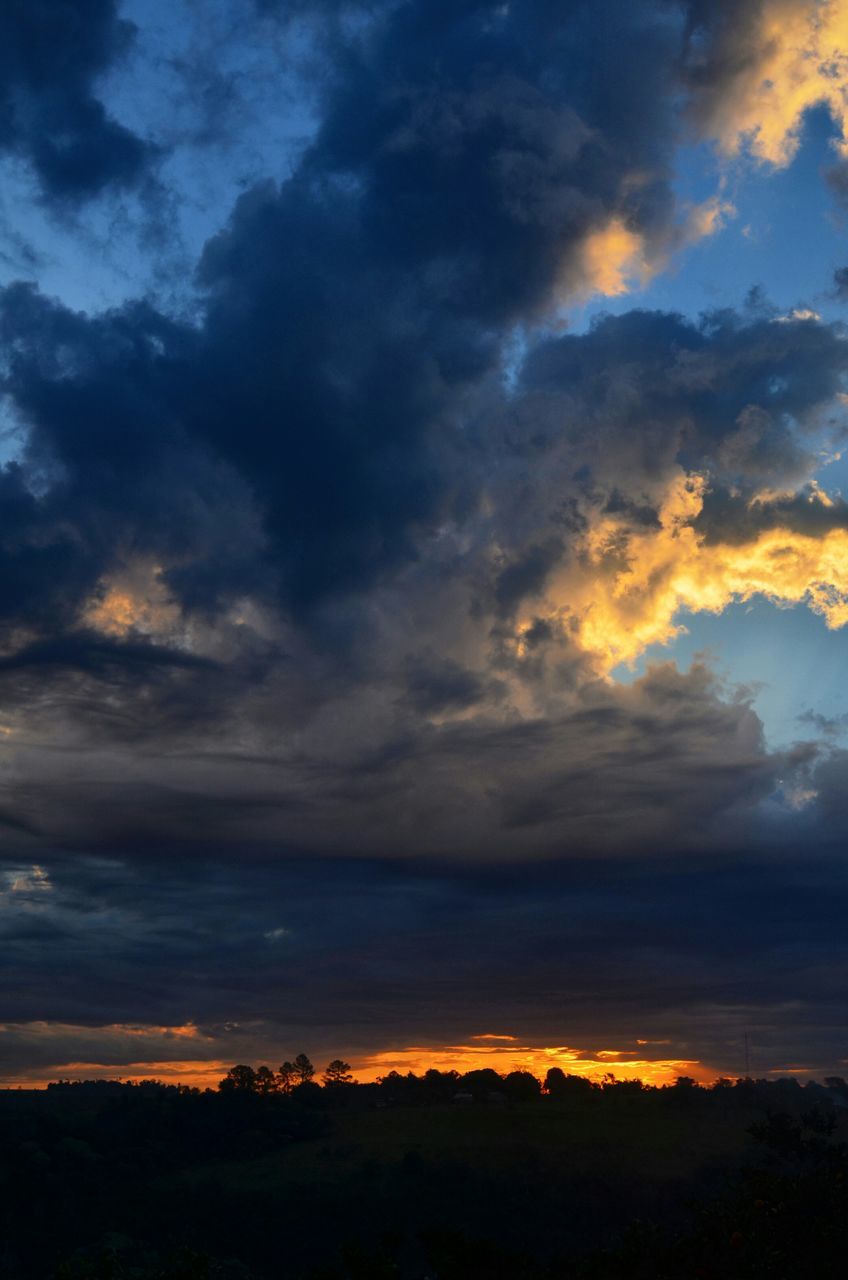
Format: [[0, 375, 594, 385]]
[[0, 1022, 719, 1091], [0, 1021, 224, 1091], [576, 218, 649, 297], [0, 1060, 234, 1091], [695, 0, 848, 167], [82, 560, 181, 639], [572, 197, 733, 300], [352, 1039, 716, 1086], [517, 471, 848, 673], [1, 864, 51, 895]]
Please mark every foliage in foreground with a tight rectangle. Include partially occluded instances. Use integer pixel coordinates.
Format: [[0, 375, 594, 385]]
[[0, 1072, 845, 1278]]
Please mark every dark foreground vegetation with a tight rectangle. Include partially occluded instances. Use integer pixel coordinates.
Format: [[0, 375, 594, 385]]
[[1, 1066, 847, 1279]]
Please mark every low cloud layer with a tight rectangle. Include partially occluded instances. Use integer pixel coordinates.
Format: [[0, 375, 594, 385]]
[[4, 853, 848, 1082]]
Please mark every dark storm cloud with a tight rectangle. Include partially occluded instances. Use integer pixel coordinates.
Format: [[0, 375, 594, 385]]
[[0, 632, 215, 682], [305, 0, 680, 312], [681, 0, 766, 109], [404, 655, 491, 715], [0, 1, 156, 200], [696, 486, 848, 545], [4, 851, 848, 1077], [493, 539, 565, 616], [2, 295, 848, 858], [807, 747, 848, 829], [4, 3, 826, 652], [0, 281, 266, 624], [174, 0, 689, 611], [0, 660, 798, 863], [521, 307, 848, 490], [0, 0, 846, 872], [0, 0, 688, 764]]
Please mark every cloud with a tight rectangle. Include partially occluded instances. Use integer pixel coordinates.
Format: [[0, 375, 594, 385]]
[[575, 218, 652, 298], [4, 852, 848, 1084], [541, 472, 848, 670], [1, 289, 848, 857], [264, 926, 291, 941], [684, 0, 848, 168], [798, 708, 848, 735], [81, 561, 182, 640], [353, 1040, 714, 1086], [1, 864, 51, 895], [0, 0, 156, 200], [573, 197, 735, 300], [0, 10, 846, 868]]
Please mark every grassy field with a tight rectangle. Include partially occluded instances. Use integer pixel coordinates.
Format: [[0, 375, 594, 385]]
[[159, 1096, 785, 1274], [5, 1084, 845, 1276], [201, 1094, 761, 1184]]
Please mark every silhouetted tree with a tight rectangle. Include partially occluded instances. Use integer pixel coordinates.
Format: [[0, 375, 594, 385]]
[[503, 1070, 541, 1100], [825, 1076, 848, 1106], [423, 1068, 460, 1101], [323, 1059, 354, 1085], [254, 1065, 278, 1095], [278, 1061, 297, 1093], [544, 1067, 594, 1098], [544, 1067, 566, 1094], [460, 1068, 504, 1099], [291, 1079, 323, 1105], [218, 1065, 257, 1094], [293, 1053, 315, 1084]]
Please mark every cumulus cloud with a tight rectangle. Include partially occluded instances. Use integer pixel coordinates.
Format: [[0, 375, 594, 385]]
[[542, 474, 848, 667], [573, 196, 736, 300], [0, 0, 156, 200], [684, 0, 848, 168], [2, 277, 848, 859]]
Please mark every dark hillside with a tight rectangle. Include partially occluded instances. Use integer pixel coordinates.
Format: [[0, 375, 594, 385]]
[[1, 1073, 845, 1278]]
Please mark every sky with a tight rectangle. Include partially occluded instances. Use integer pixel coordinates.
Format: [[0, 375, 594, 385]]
[[2, 0, 848, 1089]]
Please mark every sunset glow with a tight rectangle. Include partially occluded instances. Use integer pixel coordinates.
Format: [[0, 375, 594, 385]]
[[353, 1040, 715, 1087], [0, 1042, 716, 1092]]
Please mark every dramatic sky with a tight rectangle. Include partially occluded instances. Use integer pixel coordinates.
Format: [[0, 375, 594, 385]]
[[3, 0, 848, 1088]]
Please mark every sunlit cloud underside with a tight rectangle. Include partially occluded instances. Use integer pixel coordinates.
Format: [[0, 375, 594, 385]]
[[0, 1023, 714, 1091]]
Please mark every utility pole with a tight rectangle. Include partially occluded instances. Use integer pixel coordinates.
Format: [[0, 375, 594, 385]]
[[744, 1031, 750, 1079]]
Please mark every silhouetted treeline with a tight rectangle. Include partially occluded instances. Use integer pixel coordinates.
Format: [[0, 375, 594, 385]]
[[214, 1056, 848, 1112], [0, 1069, 846, 1278], [216, 1054, 352, 1097]]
